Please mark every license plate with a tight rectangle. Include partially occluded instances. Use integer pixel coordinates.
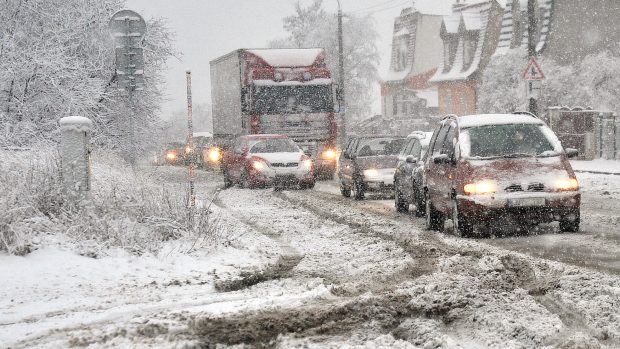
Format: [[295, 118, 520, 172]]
[[508, 198, 546, 207]]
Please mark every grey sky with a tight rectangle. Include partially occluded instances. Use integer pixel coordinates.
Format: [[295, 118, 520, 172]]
[[125, 0, 456, 120]]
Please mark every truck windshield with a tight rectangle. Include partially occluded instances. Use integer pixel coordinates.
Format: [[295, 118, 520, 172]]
[[253, 84, 333, 114]]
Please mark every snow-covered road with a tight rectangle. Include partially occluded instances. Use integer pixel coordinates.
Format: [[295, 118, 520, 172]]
[[4, 166, 620, 348]]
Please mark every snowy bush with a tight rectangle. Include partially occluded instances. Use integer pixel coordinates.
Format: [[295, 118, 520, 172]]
[[0, 149, 224, 256]]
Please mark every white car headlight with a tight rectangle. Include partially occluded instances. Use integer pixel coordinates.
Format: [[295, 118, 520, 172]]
[[464, 180, 497, 195]]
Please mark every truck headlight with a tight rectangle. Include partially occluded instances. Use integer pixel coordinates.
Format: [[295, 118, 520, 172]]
[[166, 152, 177, 160], [554, 178, 579, 191], [208, 147, 222, 163], [464, 180, 497, 195], [363, 169, 379, 179], [321, 149, 337, 160]]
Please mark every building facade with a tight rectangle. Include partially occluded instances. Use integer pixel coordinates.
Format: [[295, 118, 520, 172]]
[[429, 0, 504, 116], [380, 6, 444, 132]]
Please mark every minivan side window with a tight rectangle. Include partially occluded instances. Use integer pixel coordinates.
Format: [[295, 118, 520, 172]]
[[233, 138, 244, 154], [432, 124, 450, 157], [426, 124, 443, 161], [344, 139, 354, 155], [441, 126, 455, 157], [411, 139, 422, 158], [401, 139, 415, 156]]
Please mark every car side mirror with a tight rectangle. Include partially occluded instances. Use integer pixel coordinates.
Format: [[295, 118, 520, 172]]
[[433, 154, 450, 164], [566, 148, 579, 159], [406, 155, 418, 164]]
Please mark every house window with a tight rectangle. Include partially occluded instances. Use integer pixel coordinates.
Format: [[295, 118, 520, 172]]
[[445, 92, 453, 114], [443, 41, 451, 69]]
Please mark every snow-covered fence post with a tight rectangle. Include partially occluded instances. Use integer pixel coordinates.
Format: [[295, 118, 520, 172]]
[[60, 116, 92, 201]]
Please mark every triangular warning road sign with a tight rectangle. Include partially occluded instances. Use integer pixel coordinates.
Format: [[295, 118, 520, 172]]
[[522, 57, 545, 80]]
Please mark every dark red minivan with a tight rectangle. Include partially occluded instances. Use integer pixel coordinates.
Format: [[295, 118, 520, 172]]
[[423, 113, 581, 237]]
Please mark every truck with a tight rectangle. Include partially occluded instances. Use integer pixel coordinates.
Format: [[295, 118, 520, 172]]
[[210, 48, 338, 178]]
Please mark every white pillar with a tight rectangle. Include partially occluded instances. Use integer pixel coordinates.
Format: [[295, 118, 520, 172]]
[[59, 116, 92, 200]]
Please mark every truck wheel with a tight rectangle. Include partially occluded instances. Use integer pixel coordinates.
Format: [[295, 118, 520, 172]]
[[559, 211, 580, 232], [300, 180, 315, 190], [425, 191, 444, 231], [452, 200, 474, 238], [222, 170, 233, 188]]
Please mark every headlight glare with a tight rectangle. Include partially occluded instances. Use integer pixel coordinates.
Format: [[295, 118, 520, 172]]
[[208, 147, 221, 163], [322, 149, 337, 160], [363, 169, 379, 179], [253, 160, 265, 171], [464, 180, 497, 195], [554, 178, 579, 191], [166, 152, 176, 160]]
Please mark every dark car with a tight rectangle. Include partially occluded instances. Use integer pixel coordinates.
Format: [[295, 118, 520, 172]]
[[423, 113, 581, 237], [338, 135, 407, 200], [221, 134, 315, 189], [394, 131, 433, 216], [161, 142, 186, 165]]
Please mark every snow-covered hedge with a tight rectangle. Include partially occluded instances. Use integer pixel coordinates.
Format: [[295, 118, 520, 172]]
[[0, 149, 223, 257], [478, 49, 620, 114]]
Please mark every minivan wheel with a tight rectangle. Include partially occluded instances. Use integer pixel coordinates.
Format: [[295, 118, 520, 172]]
[[425, 191, 444, 231], [452, 200, 474, 238], [394, 182, 408, 213], [559, 211, 580, 232]]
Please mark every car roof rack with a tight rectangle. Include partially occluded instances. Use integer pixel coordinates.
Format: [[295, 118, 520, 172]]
[[512, 111, 539, 118]]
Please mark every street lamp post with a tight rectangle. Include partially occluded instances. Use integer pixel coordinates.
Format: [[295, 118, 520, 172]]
[[337, 0, 346, 145]]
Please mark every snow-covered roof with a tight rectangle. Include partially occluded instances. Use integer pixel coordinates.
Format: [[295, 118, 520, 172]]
[[444, 14, 461, 34], [458, 114, 544, 128], [253, 78, 332, 86], [247, 48, 323, 67], [495, 0, 554, 55], [462, 10, 482, 30], [193, 132, 213, 138], [430, 1, 493, 83], [394, 28, 410, 37]]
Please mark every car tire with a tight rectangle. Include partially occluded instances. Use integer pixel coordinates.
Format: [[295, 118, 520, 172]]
[[240, 169, 254, 189], [222, 170, 233, 188], [340, 181, 351, 197], [300, 180, 315, 190], [452, 200, 474, 238], [413, 185, 425, 217], [425, 191, 444, 231], [559, 211, 580, 232], [353, 179, 365, 201], [394, 182, 408, 213]]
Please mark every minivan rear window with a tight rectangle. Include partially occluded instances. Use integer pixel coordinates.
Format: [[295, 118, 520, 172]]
[[460, 124, 561, 159]]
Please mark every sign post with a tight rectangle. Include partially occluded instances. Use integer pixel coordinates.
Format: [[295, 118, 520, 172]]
[[186, 70, 196, 226], [522, 57, 545, 116], [109, 10, 147, 165]]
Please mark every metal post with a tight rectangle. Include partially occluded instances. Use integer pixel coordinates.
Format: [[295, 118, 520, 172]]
[[186, 70, 196, 225], [125, 17, 137, 166], [337, 0, 346, 144], [527, 0, 538, 116]]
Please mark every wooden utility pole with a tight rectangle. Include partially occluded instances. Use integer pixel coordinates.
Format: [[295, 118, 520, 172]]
[[337, 0, 346, 144], [186, 70, 196, 226], [527, 0, 538, 116]]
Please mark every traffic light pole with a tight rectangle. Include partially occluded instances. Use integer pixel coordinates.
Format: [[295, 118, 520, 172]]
[[186, 70, 196, 226]]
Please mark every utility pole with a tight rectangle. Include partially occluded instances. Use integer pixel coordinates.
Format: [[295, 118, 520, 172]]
[[337, 0, 346, 145], [186, 70, 196, 226], [527, 0, 538, 116]]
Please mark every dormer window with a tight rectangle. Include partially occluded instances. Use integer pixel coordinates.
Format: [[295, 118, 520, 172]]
[[462, 35, 476, 69], [395, 34, 409, 71], [442, 37, 458, 72]]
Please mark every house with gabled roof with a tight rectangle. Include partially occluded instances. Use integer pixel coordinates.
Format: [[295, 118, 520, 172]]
[[380, 5, 444, 132], [429, 0, 504, 115]]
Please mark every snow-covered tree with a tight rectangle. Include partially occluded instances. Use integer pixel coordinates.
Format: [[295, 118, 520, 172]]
[[478, 48, 620, 115], [0, 0, 176, 157], [271, 0, 380, 121]]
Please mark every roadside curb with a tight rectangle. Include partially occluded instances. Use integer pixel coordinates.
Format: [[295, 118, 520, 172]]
[[574, 170, 620, 176]]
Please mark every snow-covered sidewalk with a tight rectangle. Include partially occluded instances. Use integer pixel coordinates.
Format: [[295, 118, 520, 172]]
[[571, 159, 620, 175]]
